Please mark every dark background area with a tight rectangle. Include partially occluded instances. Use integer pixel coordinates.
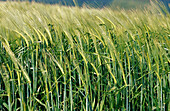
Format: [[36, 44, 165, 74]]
[[0, 0, 169, 11], [30, 0, 112, 7]]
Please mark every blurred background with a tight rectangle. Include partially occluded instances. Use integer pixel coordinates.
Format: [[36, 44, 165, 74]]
[[0, 0, 169, 10]]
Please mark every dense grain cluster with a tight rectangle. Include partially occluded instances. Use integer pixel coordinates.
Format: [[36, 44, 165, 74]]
[[0, 2, 169, 111]]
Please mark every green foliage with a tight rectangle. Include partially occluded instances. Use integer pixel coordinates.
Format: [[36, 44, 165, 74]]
[[110, 0, 150, 9], [0, 2, 169, 111]]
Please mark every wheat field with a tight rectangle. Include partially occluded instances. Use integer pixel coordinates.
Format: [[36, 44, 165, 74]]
[[0, 1, 169, 111]]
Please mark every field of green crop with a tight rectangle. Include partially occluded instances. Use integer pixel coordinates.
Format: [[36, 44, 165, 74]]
[[0, 1, 169, 111]]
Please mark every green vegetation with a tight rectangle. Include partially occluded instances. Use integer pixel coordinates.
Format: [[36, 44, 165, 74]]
[[2, 0, 170, 11], [2, 0, 112, 7], [110, 0, 150, 9], [0, 1, 169, 111]]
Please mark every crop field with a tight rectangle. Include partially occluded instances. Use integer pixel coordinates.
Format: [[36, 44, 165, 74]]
[[0, 1, 169, 111]]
